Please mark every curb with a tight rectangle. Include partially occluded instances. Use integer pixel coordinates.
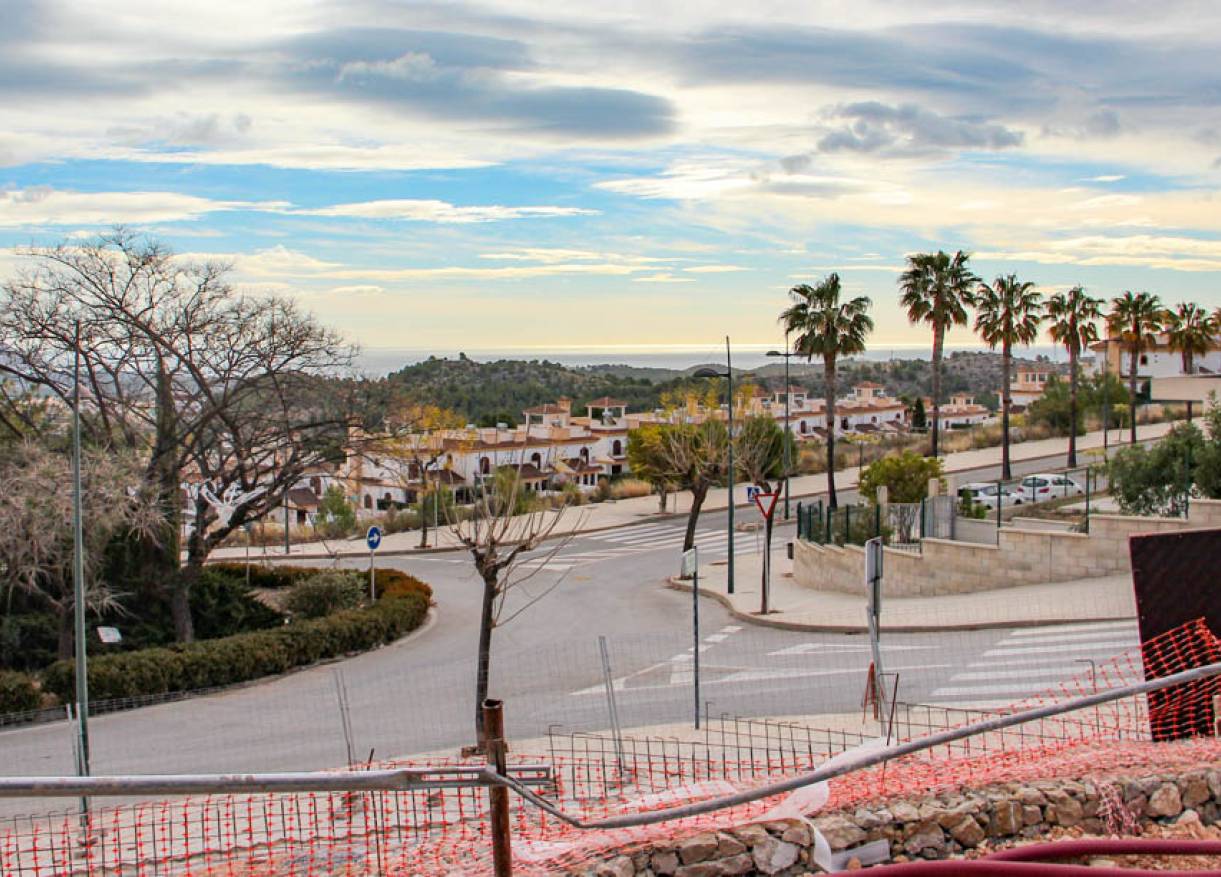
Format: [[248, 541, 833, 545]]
[[209, 427, 1167, 565], [664, 576, 1136, 634]]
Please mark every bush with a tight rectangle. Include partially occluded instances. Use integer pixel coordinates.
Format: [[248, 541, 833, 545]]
[[190, 567, 284, 638], [859, 450, 945, 504], [207, 563, 318, 590], [284, 571, 364, 619], [0, 612, 59, 673], [1107, 423, 1203, 516], [610, 478, 652, 499], [0, 669, 41, 714], [43, 590, 429, 704], [371, 569, 434, 602]]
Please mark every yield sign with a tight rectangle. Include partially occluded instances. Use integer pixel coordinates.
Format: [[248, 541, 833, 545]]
[[753, 490, 779, 520]]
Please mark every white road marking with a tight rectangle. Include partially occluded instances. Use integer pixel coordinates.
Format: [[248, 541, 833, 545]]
[[1006, 621, 1136, 637], [984, 639, 1137, 657]]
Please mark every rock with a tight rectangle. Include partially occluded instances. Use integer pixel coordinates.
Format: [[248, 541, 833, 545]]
[[1052, 797, 1083, 827], [1201, 802, 1220, 826], [595, 856, 634, 877], [717, 853, 755, 876], [651, 851, 679, 876], [812, 816, 867, 851], [731, 825, 771, 847], [903, 822, 946, 858], [1017, 787, 1048, 806], [1022, 805, 1043, 827], [1088, 858, 1118, 868], [1180, 773, 1211, 809], [891, 802, 920, 823], [854, 809, 887, 830], [678, 833, 720, 865], [716, 834, 746, 857], [782, 822, 813, 846], [1146, 783, 1183, 818], [1176, 809, 1203, 831], [674, 863, 725, 877], [752, 837, 800, 875], [845, 856, 863, 870], [1207, 771, 1221, 801], [947, 815, 985, 849], [634, 852, 652, 870], [989, 802, 1024, 837]]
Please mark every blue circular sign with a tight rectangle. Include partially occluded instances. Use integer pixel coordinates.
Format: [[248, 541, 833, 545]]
[[366, 526, 383, 551]]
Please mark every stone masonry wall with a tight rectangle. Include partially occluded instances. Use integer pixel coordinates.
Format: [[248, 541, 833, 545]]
[[793, 499, 1221, 598], [572, 766, 1221, 876]]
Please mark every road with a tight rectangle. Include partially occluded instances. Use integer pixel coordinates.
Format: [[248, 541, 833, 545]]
[[0, 451, 1141, 818]]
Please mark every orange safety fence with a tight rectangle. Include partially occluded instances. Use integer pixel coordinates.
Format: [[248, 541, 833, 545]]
[[1, 619, 1218, 876]]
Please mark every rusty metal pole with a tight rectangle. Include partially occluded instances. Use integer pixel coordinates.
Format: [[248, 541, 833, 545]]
[[483, 699, 512, 877]]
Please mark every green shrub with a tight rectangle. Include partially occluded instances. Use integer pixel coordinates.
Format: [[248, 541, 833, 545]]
[[44, 591, 429, 704], [191, 568, 284, 638], [371, 569, 433, 602], [284, 571, 364, 619], [0, 613, 59, 673], [0, 670, 41, 714], [207, 564, 320, 590]]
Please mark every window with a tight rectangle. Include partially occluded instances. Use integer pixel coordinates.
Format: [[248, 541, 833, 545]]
[[612, 440, 623, 456], [1139, 355, 1149, 365], [530, 451, 542, 469], [479, 457, 491, 475], [310, 476, 322, 496], [363, 495, 372, 509]]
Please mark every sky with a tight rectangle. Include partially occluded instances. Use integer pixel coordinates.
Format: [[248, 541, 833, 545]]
[[2, 0, 1221, 356]]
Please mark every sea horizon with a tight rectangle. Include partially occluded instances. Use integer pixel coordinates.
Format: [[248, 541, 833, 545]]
[[355, 344, 1065, 377]]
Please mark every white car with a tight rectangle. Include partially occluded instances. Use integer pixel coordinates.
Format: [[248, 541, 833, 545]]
[[959, 482, 1023, 510], [1018, 473, 1085, 503]]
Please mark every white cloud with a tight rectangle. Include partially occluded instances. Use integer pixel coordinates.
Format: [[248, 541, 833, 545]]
[[683, 264, 747, 273], [297, 199, 597, 223], [633, 272, 695, 283], [978, 235, 1221, 272], [0, 187, 288, 228]]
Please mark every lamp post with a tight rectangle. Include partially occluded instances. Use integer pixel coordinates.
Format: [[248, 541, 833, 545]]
[[694, 338, 736, 595], [766, 335, 796, 520]]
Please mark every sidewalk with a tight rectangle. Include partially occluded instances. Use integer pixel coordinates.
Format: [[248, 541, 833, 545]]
[[669, 548, 1137, 633], [211, 421, 1176, 562]]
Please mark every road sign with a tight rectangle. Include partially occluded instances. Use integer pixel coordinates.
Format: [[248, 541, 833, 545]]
[[366, 526, 382, 551], [680, 548, 698, 579], [96, 627, 121, 644], [753, 490, 779, 520]]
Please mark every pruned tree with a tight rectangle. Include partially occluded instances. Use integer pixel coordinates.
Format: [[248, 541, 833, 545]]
[[451, 463, 577, 747], [0, 441, 161, 658], [0, 230, 360, 641], [374, 403, 466, 547], [657, 419, 730, 555], [732, 415, 790, 610], [626, 422, 679, 511], [1166, 302, 1216, 422]]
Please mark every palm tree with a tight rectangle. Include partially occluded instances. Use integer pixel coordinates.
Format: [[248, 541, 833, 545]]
[[1107, 291, 1166, 445], [898, 250, 979, 458], [1166, 302, 1215, 421], [973, 274, 1043, 480], [1046, 286, 1103, 467], [781, 273, 873, 509]]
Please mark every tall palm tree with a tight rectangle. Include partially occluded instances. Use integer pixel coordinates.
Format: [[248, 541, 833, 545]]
[[1166, 302, 1215, 422], [972, 274, 1043, 480], [898, 250, 979, 458], [781, 273, 873, 509], [1046, 286, 1103, 467], [1107, 291, 1166, 445]]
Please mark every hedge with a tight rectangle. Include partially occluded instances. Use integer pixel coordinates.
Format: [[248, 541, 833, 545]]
[[44, 590, 431, 703], [208, 563, 432, 599], [0, 670, 41, 714]]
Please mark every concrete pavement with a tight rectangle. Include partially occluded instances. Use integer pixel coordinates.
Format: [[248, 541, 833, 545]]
[[212, 421, 1177, 562], [670, 546, 1136, 634]]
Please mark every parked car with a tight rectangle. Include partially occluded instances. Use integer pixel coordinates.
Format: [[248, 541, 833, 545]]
[[958, 482, 1023, 510], [1018, 473, 1085, 503]]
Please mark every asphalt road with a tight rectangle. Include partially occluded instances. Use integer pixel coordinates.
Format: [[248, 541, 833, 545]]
[[0, 451, 1139, 819]]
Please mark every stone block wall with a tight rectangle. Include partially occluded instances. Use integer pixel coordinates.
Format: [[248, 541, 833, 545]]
[[793, 500, 1221, 598], [571, 767, 1221, 876]]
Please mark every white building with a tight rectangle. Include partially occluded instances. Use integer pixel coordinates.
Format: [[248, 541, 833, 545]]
[[940, 394, 991, 428]]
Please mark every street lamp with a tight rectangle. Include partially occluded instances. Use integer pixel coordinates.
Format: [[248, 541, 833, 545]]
[[766, 336, 796, 520], [694, 359, 736, 596]]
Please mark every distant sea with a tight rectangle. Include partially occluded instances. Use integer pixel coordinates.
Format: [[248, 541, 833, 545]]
[[356, 345, 1066, 377]]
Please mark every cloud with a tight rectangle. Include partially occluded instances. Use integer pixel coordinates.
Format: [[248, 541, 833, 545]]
[[979, 234, 1221, 272], [632, 272, 695, 283], [683, 264, 747, 273], [816, 102, 1024, 156], [298, 198, 596, 223], [0, 187, 288, 227]]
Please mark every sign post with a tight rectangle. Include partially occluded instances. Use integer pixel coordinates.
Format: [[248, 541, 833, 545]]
[[864, 537, 886, 715], [366, 526, 382, 601], [752, 489, 780, 614], [681, 548, 700, 729]]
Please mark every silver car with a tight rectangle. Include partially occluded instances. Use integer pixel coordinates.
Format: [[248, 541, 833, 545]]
[[1018, 473, 1085, 503], [959, 482, 1023, 510]]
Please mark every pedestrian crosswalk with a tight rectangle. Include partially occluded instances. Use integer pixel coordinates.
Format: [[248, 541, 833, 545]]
[[511, 523, 745, 574], [928, 620, 1142, 707]]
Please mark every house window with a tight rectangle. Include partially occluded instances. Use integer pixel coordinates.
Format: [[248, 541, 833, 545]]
[[1139, 355, 1149, 365], [363, 495, 372, 510], [530, 451, 542, 469], [612, 440, 623, 456], [580, 447, 590, 463], [310, 476, 322, 496], [800, 421, 808, 434], [479, 457, 491, 475]]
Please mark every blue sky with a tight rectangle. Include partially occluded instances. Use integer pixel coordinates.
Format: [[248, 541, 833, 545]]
[[2, 0, 1221, 353]]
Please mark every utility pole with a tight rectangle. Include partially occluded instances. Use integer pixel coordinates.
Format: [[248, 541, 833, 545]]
[[71, 322, 91, 827], [726, 336, 735, 596], [766, 336, 795, 520]]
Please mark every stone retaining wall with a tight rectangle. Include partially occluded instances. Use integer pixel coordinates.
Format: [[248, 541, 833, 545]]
[[572, 766, 1221, 876], [793, 498, 1221, 597]]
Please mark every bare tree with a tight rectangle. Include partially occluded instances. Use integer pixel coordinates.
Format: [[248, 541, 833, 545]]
[[450, 463, 578, 747], [732, 415, 788, 611], [0, 442, 160, 657], [657, 420, 730, 555], [0, 230, 360, 641]]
